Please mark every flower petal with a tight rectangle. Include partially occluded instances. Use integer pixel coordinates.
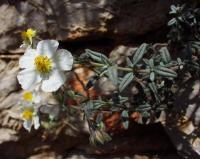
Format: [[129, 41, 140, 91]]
[[33, 93, 41, 104], [54, 49, 73, 71], [37, 40, 59, 58], [33, 116, 40, 130], [23, 120, 32, 132], [17, 69, 42, 90], [41, 69, 66, 92], [19, 48, 37, 69]]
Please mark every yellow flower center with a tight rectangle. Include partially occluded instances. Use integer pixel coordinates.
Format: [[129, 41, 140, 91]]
[[22, 108, 34, 120], [21, 28, 36, 41], [23, 91, 33, 102], [34, 55, 52, 74]]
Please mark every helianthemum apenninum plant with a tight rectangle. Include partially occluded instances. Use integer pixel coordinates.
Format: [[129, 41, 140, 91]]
[[17, 4, 200, 145]]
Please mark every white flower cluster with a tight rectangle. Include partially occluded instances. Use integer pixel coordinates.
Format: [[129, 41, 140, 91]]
[[20, 91, 40, 132], [18, 29, 73, 131]]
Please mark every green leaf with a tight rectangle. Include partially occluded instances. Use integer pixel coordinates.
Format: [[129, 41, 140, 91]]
[[119, 73, 134, 92], [85, 100, 105, 111], [142, 111, 150, 118], [150, 72, 155, 81], [143, 58, 149, 65], [107, 65, 118, 86], [154, 66, 177, 78], [168, 18, 176, 26], [170, 5, 177, 14], [93, 100, 104, 109], [122, 121, 129, 129], [191, 41, 200, 53], [132, 43, 148, 66], [126, 57, 133, 67], [85, 49, 110, 65], [148, 82, 160, 103], [136, 103, 151, 111], [121, 110, 129, 129], [148, 58, 154, 68], [121, 110, 129, 118], [84, 100, 94, 117], [160, 47, 171, 63], [66, 90, 76, 99], [177, 58, 184, 69], [96, 113, 103, 124], [85, 100, 93, 110], [119, 96, 129, 103]]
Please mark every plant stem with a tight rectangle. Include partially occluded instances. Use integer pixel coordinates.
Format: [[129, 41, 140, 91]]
[[89, 61, 147, 73], [90, 61, 133, 72]]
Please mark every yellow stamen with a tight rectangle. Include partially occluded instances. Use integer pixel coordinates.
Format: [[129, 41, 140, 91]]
[[23, 91, 33, 102], [34, 55, 52, 74], [21, 28, 36, 42], [22, 108, 33, 120]]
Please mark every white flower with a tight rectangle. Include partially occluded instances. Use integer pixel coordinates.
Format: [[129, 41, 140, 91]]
[[20, 91, 41, 132], [20, 28, 37, 48], [22, 91, 41, 103], [20, 104, 40, 132], [17, 40, 73, 92]]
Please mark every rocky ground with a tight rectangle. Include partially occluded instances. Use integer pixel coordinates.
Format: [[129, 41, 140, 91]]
[[0, 0, 199, 159]]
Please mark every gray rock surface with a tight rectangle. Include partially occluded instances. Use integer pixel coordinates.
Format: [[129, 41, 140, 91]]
[[0, 0, 184, 53], [164, 79, 200, 159]]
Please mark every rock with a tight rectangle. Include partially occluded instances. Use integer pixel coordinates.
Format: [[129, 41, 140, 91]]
[[0, 34, 20, 52], [0, 0, 186, 53], [164, 79, 200, 158], [65, 152, 181, 159], [0, 59, 6, 71], [0, 61, 19, 102], [109, 45, 137, 64], [0, 4, 18, 35], [0, 4, 20, 52], [28, 152, 62, 159], [0, 128, 18, 144]]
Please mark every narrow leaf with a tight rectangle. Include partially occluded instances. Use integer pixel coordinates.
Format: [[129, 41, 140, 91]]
[[149, 58, 154, 68], [126, 57, 133, 67], [148, 82, 160, 103], [136, 103, 151, 111], [150, 72, 155, 81], [132, 43, 148, 66], [167, 18, 176, 26], [85, 49, 110, 65], [122, 121, 129, 129], [121, 110, 129, 118], [107, 65, 118, 86], [160, 47, 171, 63], [121, 110, 129, 129], [119, 73, 134, 92], [154, 66, 177, 78]]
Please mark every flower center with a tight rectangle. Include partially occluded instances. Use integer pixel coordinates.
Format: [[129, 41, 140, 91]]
[[21, 29, 36, 44], [22, 108, 33, 120], [34, 55, 52, 74], [23, 91, 33, 102]]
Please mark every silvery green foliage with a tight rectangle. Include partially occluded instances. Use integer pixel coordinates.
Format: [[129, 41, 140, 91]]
[[71, 5, 199, 145], [168, 3, 200, 74], [79, 44, 179, 125], [40, 4, 200, 145]]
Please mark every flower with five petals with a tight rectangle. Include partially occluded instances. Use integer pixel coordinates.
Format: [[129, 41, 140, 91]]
[[17, 40, 73, 92]]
